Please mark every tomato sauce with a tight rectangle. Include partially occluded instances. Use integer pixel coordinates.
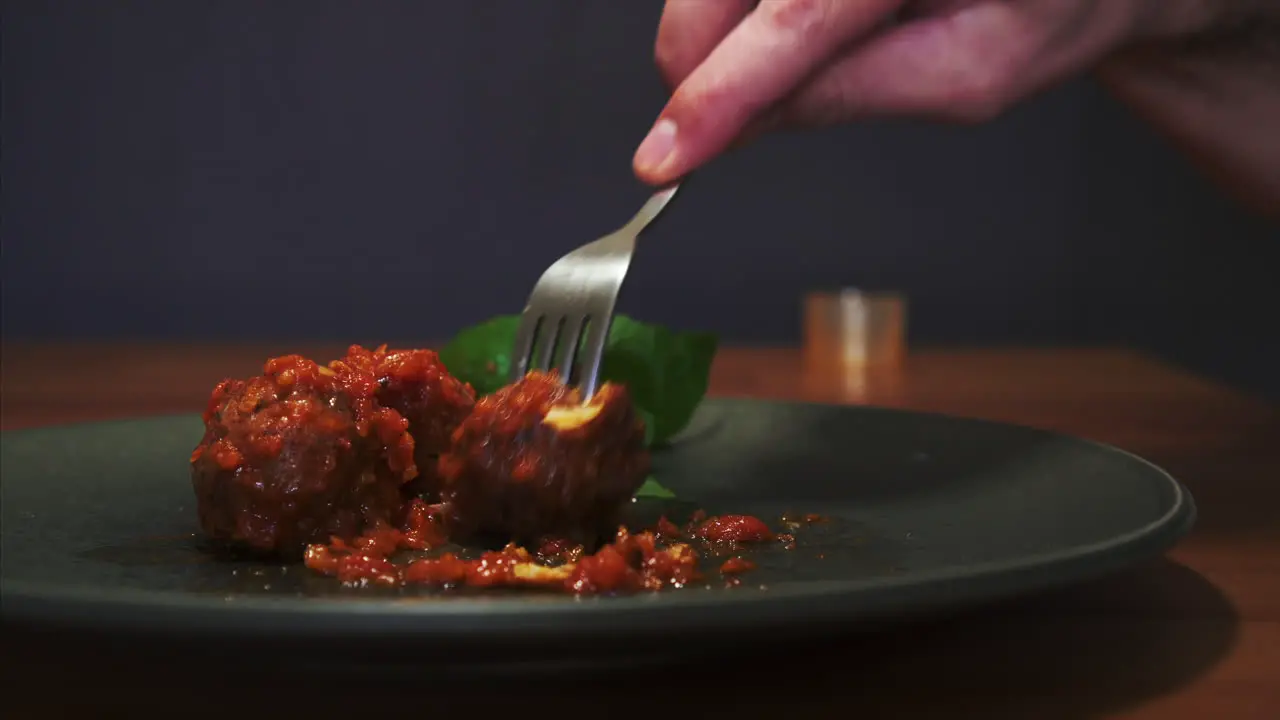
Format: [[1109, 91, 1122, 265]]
[[692, 514, 776, 544], [302, 500, 779, 595]]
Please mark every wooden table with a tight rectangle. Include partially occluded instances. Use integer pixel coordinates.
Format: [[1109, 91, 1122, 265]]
[[2, 344, 1278, 718]]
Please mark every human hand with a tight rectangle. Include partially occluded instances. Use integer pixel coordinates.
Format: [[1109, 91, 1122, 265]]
[[632, 0, 1233, 186]]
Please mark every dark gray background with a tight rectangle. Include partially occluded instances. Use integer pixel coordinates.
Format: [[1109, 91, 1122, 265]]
[[3, 2, 1277, 399]]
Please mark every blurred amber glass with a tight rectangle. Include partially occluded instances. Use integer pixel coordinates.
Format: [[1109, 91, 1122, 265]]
[[804, 289, 907, 373]]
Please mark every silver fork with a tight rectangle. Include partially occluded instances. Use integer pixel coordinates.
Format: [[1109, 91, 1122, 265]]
[[510, 183, 681, 399]]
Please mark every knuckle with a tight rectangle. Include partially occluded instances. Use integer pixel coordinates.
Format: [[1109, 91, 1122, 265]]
[[758, 0, 832, 39], [669, 76, 757, 140], [652, 7, 695, 89], [669, 82, 728, 131], [653, 35, 685, 87]]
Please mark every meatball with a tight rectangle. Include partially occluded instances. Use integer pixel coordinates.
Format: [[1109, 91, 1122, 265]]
[[335, 345, 475, 498], [190, 354, 417, 558], [438, 371, 650, 546]]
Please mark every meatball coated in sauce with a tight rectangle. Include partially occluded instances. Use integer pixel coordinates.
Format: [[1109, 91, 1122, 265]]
[[190, 354, 418, 558], [335, 345, 475, 497], [438, 371, 650, 547]]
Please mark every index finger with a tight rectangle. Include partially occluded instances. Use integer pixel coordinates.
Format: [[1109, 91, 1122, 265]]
[[654, 0, 756, 89], [635, 0, 904, 184]]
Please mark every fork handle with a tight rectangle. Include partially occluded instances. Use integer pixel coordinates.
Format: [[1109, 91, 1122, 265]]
[[617, 182, 682, 237]]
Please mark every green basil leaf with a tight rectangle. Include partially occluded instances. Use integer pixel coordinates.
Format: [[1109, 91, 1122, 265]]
[[598, 316, 718, 447], [437, 315, 520, 397], [633, 476, 677, 499], [439, 313, 718, 449]]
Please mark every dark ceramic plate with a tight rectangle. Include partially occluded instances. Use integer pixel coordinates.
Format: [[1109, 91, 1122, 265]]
[[0, 399, 1193, 673]]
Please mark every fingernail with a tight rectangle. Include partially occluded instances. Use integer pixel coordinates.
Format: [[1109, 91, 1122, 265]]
[[634, 118, 678, 177]]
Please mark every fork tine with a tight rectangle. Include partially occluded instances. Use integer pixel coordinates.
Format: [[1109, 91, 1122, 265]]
[[553, 315, 586, 381], [510, 183, 681, 393], [575, 315, 612, 399], [532, 316, 561, 372], [510, 313, 541, 380]]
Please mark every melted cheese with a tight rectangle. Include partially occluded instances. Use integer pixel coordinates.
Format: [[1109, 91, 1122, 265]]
[[542, 403, 603, 431]]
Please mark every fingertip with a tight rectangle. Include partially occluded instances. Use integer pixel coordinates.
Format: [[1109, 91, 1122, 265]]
[[632, 117, 683, 185]]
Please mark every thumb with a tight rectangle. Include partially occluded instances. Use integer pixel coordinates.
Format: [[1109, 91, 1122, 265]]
[[633, 0, 903, 185]]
